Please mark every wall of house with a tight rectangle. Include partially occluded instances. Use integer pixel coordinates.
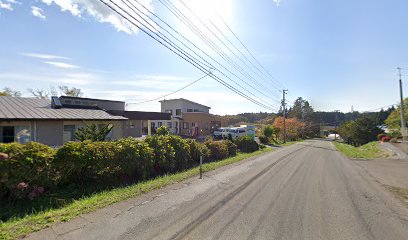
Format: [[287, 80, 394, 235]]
[[160, 99, 210, 118], [179, 113, 224, 136], [36, 121, 64, 146], [123, 120, 142, 138]]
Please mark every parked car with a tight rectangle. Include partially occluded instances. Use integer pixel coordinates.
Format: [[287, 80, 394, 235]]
[[225, 127, 247, 140], [213, 127, 228, 139]]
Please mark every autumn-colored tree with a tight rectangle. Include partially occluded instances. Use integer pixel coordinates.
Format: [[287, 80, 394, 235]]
[[273, 117, 305, 141]]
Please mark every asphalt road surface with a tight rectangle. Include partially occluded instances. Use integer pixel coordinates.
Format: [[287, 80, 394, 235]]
[[28, 140, 408, 240]]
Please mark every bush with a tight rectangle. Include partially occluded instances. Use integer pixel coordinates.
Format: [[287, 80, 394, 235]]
[[185, 139, 208, 165], [167, 135, 190, 171], [144, 135, 176, 175], [0, 142, 56, 200], [263, 125, 274, 138], [259, 144, 266, 149], [377, 133, 387, 141], [156, 126, 170, 136], [205, 140, 229, 161], [381, 136, 391, 142], [54, 141, 118, 184], [115, 138, 154, 180], [223, 140, 237, 157], [259, 135, 269, 144], [235, 136, 259, 153]]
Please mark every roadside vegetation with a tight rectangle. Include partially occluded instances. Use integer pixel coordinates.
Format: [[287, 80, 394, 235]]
[[333, 141, 390, 159], [0, 126, 271, 240]]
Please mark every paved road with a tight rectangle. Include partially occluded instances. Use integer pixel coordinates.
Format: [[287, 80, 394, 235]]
[[28, 140, 408, 240]]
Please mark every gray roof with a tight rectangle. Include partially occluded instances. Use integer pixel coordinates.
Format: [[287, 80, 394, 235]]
[[159, 98, 211, 109], [0, 97, 127, 120]]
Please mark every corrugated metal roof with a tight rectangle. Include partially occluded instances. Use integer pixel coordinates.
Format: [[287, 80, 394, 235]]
[[108, 110, 171, 120], [0, 97, 127, 120]]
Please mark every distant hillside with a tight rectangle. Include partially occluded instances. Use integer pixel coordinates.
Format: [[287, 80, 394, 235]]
[[220, 112, 276, 126]]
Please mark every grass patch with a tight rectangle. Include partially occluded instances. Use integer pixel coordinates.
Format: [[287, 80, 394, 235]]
[[385, 185, 408, 205], [0, 148, 273, 240], [333, 141, 390, 159]]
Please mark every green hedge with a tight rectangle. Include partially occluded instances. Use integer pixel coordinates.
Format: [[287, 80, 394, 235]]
[[234, 136, 259, 153], [0, 136, 240, 201], [0, 142, 56, 200]]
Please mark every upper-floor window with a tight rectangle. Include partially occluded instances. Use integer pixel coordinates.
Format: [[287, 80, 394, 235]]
[[165, 109, 173, 115], [194, 109, 200, 112], [187, 109, 193, 112], [176, 109, 181, 116]]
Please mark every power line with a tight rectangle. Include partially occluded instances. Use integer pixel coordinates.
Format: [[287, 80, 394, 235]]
[[158, 0, 282, 105], [99, 0, 279, 111], [126, 0, 280, 107], [127, 72, 210, 105]]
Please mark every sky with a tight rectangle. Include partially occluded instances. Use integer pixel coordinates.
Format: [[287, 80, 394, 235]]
[[0, 0, 408, 115]]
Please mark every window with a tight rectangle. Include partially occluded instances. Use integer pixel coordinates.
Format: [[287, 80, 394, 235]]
[[191, 122, 195, 127], [176, 109, 182, 116], [239, 129, 246, 133], [187, 109, 193, 112], [74, 100, 81, 105], [64, 100, 72, 104], [15, 126, 31, 143], [167, 122, 172, 128], [183, 122, 189, 129], [205, 124, 209, 130], [63, 125, 76, 143], [165, 109, 173, 115], [158, 122, 162, 127], [194, 109, 199, 112]]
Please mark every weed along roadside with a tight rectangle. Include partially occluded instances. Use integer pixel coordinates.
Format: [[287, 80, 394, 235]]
[[333, 141, 391, 159], [0, 134, 272, 240]]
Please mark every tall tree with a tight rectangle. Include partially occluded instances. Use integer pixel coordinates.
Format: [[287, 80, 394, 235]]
[[0, 87, 21, 97]]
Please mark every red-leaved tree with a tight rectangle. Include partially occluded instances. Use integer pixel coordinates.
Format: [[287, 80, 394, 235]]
[[273, 117, 305, 141]]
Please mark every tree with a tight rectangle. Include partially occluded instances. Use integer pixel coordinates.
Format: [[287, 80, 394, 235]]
[[337, 117, 382, 146], [28, 88, 51, 99], [263, 125, 274, 138], [273, 117, 305, 141], [385, 98, 408, 132], [156, 126, 170, 135], [59, 86, 84, 97], [287, 97, 314, 121], [0, 87, 21, 97], [75, 123, 114, 142]]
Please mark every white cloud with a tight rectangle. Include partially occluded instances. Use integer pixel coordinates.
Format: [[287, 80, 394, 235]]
[[40, 0, 157, 35], [0, 1, 12, 10], [21, 52, 70, 60], [43, 61, 80, 69], [31, 6, 46, 20], [0, 0, 20, 10]]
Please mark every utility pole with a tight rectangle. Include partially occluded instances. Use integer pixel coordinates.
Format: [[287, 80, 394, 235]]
[[282, 90, 288, 143], [397, 67, 407, 141]]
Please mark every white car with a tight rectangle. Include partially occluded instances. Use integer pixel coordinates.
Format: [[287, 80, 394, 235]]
[[225, 127, 247, 139], [213, 127, 228, 139]]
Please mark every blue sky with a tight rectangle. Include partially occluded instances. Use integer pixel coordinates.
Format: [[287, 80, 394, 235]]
[[0, 0, 407, 114]]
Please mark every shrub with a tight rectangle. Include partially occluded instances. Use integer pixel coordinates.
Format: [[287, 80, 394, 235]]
[[263, 125, 274, 138], [156, 126, 170, 136], [75, 123, 113, 142], [381, 136, 391, 142], [115, 138, 154, 180], [167, 135, 190, 171], [259, 144, 266, 149], [144, 135, 176, 175], [223, 140, 237, 157], [235, 136, 259, 153], [259, 135, 269, 144], [185, 139, 208, 165], [54, 141, 117, 184], [377, 133, 387, 141], [205, 140, 229, 161], [0, 142, 56, 200]]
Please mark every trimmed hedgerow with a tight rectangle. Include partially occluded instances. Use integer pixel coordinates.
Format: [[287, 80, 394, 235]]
[[0, 142, 56, 200]]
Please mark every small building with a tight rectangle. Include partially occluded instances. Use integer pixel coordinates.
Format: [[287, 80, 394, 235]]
[[0, 96, 170, 146], [151, 98, 224, 137]]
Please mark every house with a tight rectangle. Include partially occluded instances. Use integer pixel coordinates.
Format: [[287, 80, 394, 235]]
[[151, 98, 225, 137], [0, 96, 170, 145]]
